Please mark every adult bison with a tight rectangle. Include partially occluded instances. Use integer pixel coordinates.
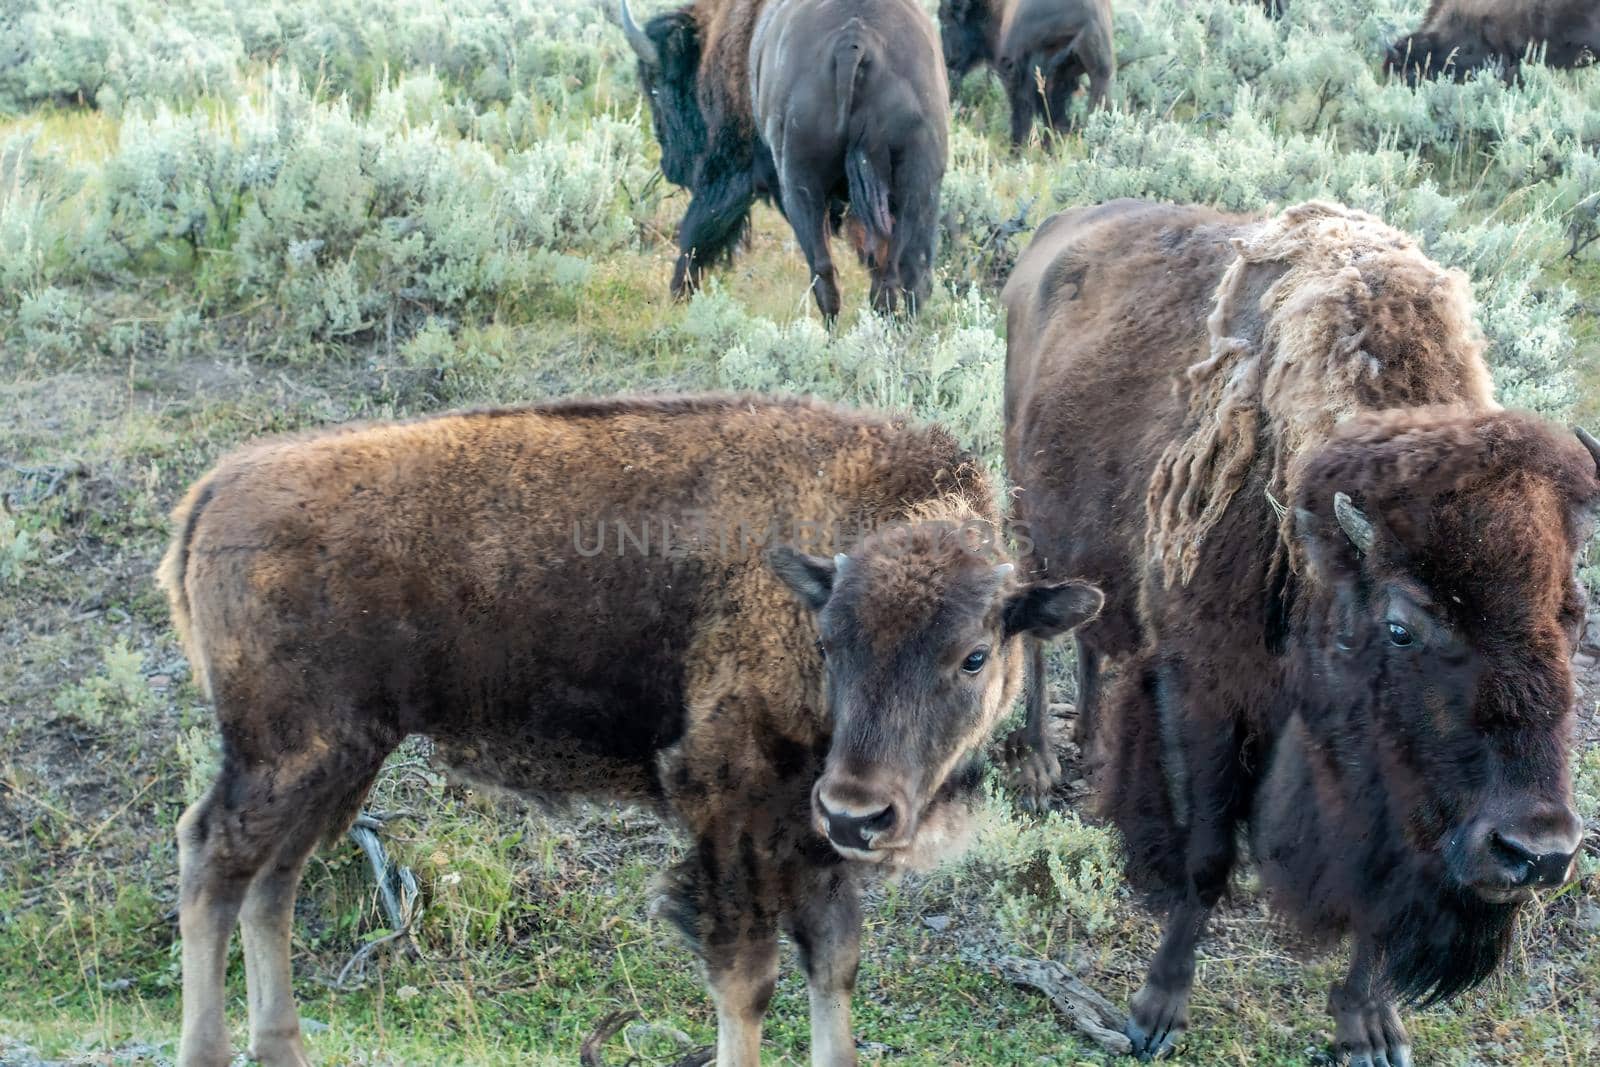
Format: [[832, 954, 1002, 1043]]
[[160, 394, 1101, 1067], [620, 0, 949, 317], [939, 0, 1114, 145], [1386, 0, 1599, 81], [1003, 200, 1594, 1063]]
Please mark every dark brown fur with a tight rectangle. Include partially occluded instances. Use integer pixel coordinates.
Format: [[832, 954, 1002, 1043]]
[[626, 0, 949, 317], [939, 0, 1115, 145], [1002, 200, 1595, 1062], [161, 393, 1098, 1067], [1387, 0, 1600, 81]]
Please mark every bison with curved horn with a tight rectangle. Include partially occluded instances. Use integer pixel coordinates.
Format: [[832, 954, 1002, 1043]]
[[1003, 198, 1595, 1064], [620, 0, 950, 318], [1386, 0, 1599, 82]]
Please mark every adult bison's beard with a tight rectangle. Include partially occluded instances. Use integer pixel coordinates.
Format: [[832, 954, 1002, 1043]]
[[1375, 883, 1520, 1005]]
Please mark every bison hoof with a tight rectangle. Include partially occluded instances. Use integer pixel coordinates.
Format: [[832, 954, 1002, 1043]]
[[1002, 727, 1061, 812], [1333, 999, 1412, 1067], [1125, 983, 1188, 1061]]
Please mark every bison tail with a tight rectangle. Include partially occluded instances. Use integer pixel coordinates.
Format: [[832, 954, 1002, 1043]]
[[845, 146, 893, 255], [832, 24, 869, 135], [157, 477, 215, 700]]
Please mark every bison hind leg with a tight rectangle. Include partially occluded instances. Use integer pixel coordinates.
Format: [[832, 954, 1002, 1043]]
[[178, 723, 393, 1067]]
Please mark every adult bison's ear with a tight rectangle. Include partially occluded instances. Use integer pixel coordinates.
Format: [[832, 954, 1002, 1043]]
[[1003, 579, 1103, 640], [768, 546, 840, 612]]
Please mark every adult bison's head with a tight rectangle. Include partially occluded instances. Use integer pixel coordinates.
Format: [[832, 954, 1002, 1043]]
[[938, 0, 997, 93], [771, 517, 1100, 865], [1282, 408, 1597, 999], [620, 0, 707, 188]]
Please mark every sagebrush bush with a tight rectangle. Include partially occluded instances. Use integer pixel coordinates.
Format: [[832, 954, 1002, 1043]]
[[51, 638, 157, 728]]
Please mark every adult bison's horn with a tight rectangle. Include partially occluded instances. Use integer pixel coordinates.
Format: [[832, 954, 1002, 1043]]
[[1576, 427, 1600, 477], [1333, 492, 1375, 555], [619, 0, 659, 66]]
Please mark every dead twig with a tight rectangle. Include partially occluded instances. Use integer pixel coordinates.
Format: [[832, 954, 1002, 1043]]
[[667, 1049, 714, 1067], [999, 956, 1132, 1055], [579, 1009, 640, 1066]]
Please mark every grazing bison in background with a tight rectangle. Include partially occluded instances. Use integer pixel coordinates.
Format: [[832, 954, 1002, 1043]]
[[620, 0, 950, 317], [1002, 199, 1594, 1064], [939, 0, 1114, 145], [1386, 0, 1599, 81], [160, 394, 1102, 1067]]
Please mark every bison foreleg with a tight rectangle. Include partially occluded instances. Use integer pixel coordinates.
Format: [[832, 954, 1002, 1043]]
[[1004, 638, 1061, 810], [1328, 944, 1412, 1067], [788, 870, 863, 1067], [1125, 660, 1247, 1060], [671, 141, 756, 300], [707, 932, 779, 1067]]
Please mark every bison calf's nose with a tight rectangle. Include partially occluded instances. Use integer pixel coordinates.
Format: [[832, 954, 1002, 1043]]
[[815, 781, 905, 856], [822, 803, 897, 852]]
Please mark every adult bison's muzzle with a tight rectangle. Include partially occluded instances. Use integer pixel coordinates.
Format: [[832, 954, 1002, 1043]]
[[1447, 801, 1583, 903]]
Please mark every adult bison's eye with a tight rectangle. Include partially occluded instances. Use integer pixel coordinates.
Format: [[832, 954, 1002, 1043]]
[[815, 638, 828, 660], [1387, 622, 1414, 647], [961, 648, 988, 674]]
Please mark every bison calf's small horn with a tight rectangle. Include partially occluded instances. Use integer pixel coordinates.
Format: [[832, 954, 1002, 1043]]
[[159, 394, 1101, 1067]]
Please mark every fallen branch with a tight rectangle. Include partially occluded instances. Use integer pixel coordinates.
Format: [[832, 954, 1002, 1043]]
[[329, 811, 424, 989], [579, 1009, 640, 1066], [348, 812, 421, 934], [667, 1049, 714, 1067], [998, 956, 1132, 1055]]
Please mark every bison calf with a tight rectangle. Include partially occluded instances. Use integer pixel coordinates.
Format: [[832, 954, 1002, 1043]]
[[621, 0, 949, 317], [1003, 200, 1594, 1064], [160, 394, 1101, 1067], [940, 0, 1115, 145]]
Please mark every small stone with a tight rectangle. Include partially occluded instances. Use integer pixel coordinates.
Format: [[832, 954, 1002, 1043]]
[[300, 1018, 329, 1034], [923, 914, 952, 933], [396, 985, 421, 1001], [1576, 900, 1600, 932], [147, 674, 171, 690]]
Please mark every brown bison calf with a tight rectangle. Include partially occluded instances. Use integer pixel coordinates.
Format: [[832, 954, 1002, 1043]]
[[159, 394, 1101, 1067], [1003, 200, 1594, 1064], [1387, 0, 1599, 81], [940, 0, 1115, 145]]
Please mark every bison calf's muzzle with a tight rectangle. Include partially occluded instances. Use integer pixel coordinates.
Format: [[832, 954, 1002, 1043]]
[[1453, 804, 1583, 902], [813, 775, 909, 857]]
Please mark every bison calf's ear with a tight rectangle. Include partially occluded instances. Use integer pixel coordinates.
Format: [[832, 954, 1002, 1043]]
[[768, 546, 839, 611], [1002, 580, 1103, 640]]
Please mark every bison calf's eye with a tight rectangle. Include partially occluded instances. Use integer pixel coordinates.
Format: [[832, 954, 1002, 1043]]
[[961, 648, 989, 674], [816, 638, 828, 660], [1387, 622, 1414, 647]]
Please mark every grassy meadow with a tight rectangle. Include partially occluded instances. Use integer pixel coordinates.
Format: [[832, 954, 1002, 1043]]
[[2, 0, 1599, 1063]]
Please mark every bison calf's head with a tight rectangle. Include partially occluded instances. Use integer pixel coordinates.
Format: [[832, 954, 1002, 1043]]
[[771, 521, 1101, 864], [1277, 410, 1598, 999], [620, 0, 706, 188]]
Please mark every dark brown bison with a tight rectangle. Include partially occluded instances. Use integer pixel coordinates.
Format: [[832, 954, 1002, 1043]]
[[620, 0, 949, 317], [1003, 199, 1594, 1064], [939, 0, 1114, 145], [160, 394, 1101, 1067], [1386, 0, 1599, 81]]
